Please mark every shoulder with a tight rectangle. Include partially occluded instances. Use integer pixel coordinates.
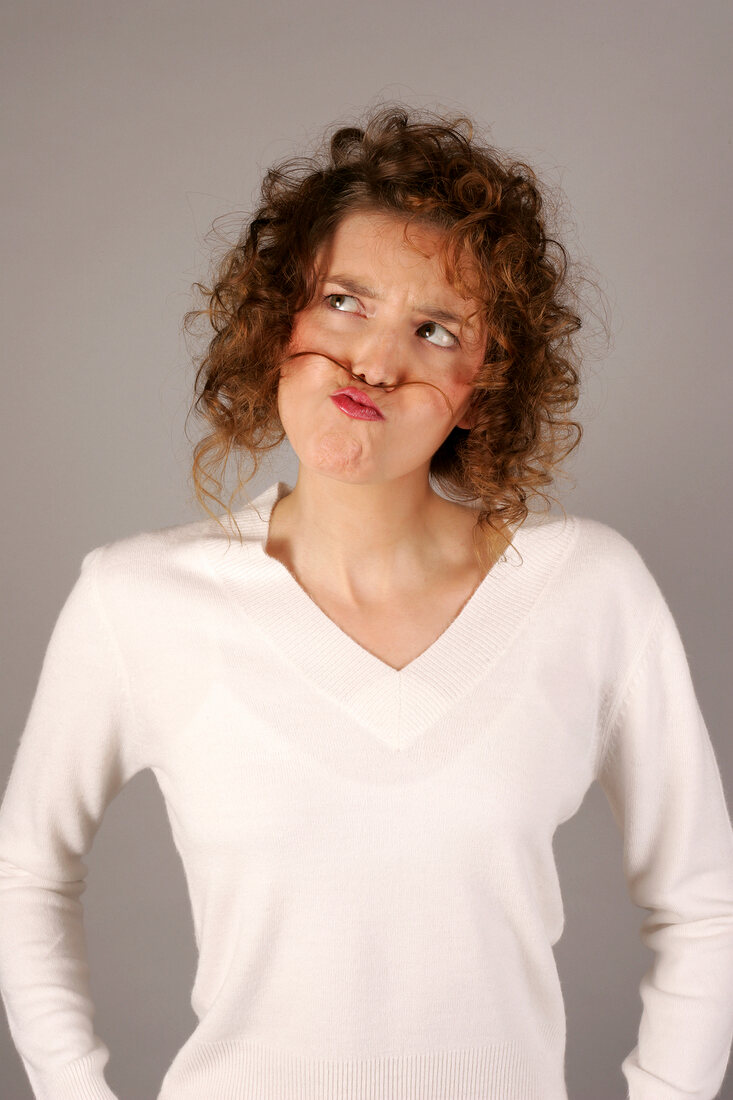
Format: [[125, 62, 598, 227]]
[[568, 513, 659, 587], [531, 510, 666, 633], [78, 510, 234, 614]]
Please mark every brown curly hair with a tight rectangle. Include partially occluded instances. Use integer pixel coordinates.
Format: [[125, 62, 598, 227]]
[[183, 103, 601, 564]]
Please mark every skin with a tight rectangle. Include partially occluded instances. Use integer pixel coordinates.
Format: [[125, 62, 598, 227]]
[[268, 207, 506, 620]]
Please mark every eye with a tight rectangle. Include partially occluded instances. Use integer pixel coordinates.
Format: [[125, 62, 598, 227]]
[[325, 293, 361, 313], [417, 321, 459, 348], [324, 293, 459, 348]]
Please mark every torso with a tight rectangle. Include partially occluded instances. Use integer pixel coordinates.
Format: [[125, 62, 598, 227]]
[[265, 500, 507, 672]]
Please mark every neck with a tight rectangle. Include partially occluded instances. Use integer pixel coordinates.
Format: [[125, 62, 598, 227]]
[[265, 472, 488, 604]]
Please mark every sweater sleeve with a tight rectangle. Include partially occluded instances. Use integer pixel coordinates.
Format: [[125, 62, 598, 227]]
[[597, 591, 733, 1100], [0, 547, 145, 1100]]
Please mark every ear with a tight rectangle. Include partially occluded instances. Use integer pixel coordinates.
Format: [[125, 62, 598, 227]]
[[456, 392, 477, 431], [456, 406, 474, 431]]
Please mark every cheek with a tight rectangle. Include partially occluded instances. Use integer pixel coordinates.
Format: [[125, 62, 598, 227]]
[[276, 368, 302, 411], [276, 356, 328, 414], [279, 311, 321, 381], [287, 308, 323, 352], [276, 374, 312, 443], [287, 306, 355, 371], [451, 359, 481, 402]]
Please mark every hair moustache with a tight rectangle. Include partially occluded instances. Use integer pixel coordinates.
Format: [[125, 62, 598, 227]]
[[280, 348, 457, 417]]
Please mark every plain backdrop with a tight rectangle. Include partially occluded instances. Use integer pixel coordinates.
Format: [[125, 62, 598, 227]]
[[1, 1, 732, 1097]]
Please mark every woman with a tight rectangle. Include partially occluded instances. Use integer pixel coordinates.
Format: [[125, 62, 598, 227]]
[[1, 105, 732, 1100]]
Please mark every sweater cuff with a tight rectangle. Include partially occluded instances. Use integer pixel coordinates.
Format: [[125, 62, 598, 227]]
[[28, 1047, 118, 1100]]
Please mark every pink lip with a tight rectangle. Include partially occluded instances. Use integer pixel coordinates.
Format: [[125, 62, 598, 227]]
[[330, 387, 385, 421]]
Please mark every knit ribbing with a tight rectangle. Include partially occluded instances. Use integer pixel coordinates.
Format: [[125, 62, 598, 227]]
[[30, 1048, 118, 1100], [204, 481, 579, 750], [159, 1033, 566, 1100]]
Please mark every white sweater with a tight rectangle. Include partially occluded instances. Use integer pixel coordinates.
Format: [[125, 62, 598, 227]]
[[1, 480, 733, 1100]]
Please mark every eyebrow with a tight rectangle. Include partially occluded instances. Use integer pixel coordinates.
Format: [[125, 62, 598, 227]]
[[322, 273, 467, 329]]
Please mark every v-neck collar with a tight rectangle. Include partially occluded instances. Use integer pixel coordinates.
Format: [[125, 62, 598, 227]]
[[203, 480, 579, 751]]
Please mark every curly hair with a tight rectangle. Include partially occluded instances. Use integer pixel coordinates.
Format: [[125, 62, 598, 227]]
[[183, 103, 601, 563]]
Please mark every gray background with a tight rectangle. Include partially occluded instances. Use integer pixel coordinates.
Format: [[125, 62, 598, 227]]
[[2, 1, 732, 1097]]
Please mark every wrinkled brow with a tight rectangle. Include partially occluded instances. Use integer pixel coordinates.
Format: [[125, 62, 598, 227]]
[[322, 273, 467, 329]]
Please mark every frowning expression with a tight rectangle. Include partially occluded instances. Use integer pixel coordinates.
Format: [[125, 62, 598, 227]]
[[277, 208, 487, 485]]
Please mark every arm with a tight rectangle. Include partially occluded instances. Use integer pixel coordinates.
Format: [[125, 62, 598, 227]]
[[597, 592, 733, 1100], [0, 547, 145, 1100]]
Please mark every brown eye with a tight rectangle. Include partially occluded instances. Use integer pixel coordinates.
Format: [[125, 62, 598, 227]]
[[418, 321, 458, 348]]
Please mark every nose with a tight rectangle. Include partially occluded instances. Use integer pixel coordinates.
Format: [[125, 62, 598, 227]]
[[349, 329, 402, 391]]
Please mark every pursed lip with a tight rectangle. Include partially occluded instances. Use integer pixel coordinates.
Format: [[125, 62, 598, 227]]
[[330, 386, 385, 418]]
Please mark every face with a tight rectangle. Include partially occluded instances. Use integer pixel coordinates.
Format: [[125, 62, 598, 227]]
[[276, 208, 487, 486]]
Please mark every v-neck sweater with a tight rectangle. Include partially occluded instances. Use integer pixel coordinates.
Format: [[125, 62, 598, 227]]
[[1, 480, 733, 1100]]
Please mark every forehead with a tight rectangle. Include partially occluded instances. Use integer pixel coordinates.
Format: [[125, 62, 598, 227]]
[[323, 209, 443, 257], [316, 209, 480, 303]]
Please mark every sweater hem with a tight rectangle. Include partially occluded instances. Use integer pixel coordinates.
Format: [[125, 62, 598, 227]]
[[156, 1037, 568, 1100]]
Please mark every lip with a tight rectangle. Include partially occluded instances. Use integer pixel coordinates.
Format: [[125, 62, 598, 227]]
[[330, 386, 385, 420]]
